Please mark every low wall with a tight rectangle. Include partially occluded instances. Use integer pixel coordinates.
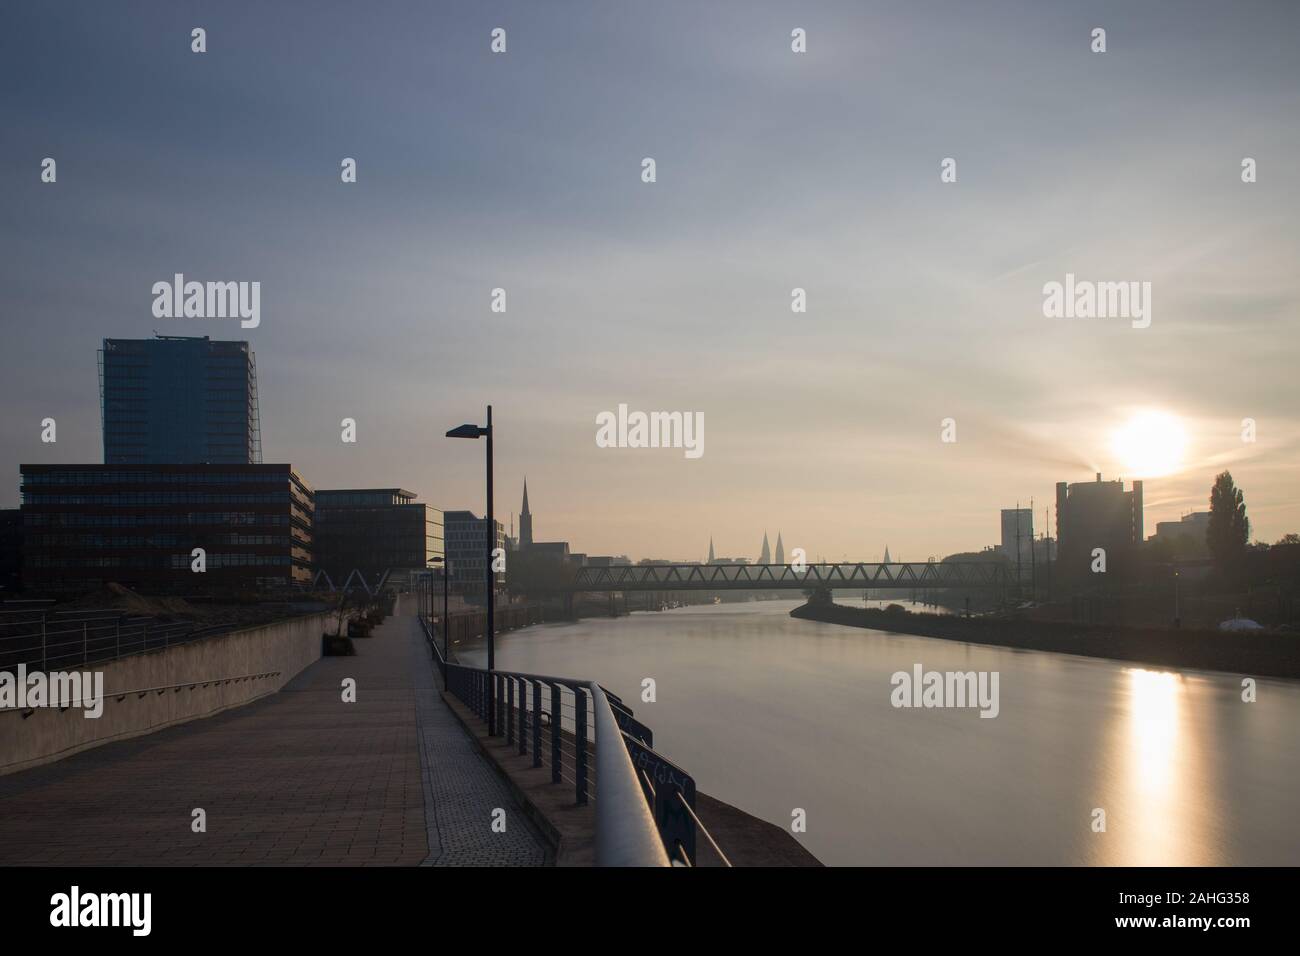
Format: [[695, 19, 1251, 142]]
[[0, 610, 331, 776]]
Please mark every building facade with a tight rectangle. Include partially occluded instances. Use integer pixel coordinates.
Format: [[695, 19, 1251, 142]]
[[1150, 511, 1211, 560], [0, 508, 21, 593], [444, 510, 506, 603], [1055, 474, 1143, 586], [999, 508, 1035, 580], [314, 488, 443, 589], [19, 463, 312, 590], [99, 335, 262, 465]]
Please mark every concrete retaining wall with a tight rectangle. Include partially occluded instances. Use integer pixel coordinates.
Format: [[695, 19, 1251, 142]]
[[0, 611, 331, 776]]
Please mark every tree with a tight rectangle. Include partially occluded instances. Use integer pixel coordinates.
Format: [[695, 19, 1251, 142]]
[[1276, 533, 1300, 547], [1207, 471, 1249, 578]]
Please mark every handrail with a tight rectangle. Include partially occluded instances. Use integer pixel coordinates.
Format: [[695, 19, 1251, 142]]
[[674, 790, 732, 867], [0, 671, 283, 714], [418, 609, 670, 867], [591, 683, 670, 867]]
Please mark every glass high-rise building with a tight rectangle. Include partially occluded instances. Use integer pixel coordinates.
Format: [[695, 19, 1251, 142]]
[[98, 335, 262, 464]]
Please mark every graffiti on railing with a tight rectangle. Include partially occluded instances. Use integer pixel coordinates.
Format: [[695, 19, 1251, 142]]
[[623, 734, 695, 863]]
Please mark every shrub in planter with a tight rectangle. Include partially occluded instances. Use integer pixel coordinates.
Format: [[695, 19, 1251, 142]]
[[322, 633, 356, 656], [347, 618, 374, 639]]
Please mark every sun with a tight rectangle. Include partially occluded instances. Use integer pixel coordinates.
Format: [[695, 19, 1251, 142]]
[[1111, 411, 1188, 478]]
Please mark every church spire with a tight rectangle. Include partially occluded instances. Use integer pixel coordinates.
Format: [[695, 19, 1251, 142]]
[[775, 532, 785, 565], [707, 537, 715, 564], [519, 479, 533, 549], [759, 531, 771, 564]]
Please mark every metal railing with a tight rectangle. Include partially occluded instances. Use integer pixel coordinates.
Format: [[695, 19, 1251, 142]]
[[0, 607, 237, 672], [419, 610, 722, 866], [1, 670, 283, 716]]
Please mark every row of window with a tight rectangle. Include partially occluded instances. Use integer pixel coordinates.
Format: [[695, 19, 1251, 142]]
[[23, 493, 299, 505], [28, 554, 291, 569], [23, 471, 295, 486], [24, 512, 292, 527], [26, 533, 293, 548]]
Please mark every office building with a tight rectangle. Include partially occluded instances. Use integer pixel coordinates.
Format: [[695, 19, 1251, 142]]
[[314, 489, 444, 590], [19, 463, 312, 590], [0, 509, 21, 592], [1055, 473, 1143, 585], [1150, 511, 1211, 559], [444, 510, 507, 603], [999, 508, 1034, 580], [99, 335, 262, 464]]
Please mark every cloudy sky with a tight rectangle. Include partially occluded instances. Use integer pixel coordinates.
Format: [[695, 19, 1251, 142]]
[[3, 1, 1297, 561]]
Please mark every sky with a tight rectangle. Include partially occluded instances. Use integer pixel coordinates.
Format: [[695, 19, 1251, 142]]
[[2, 1, 1298, 562]]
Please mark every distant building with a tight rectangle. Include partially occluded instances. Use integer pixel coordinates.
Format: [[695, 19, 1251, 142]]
[[1150, 511, 1211, 559], [529, 542, 571, 562], [99, 336, 262, 465], [585, 555, 632, 568], [999, 508, 1034, 580], [758, 532, 771, 564], [19, 463, 313, 591], [1055, 473, 1143, 585], [444, 510, 506, 603], [0, 508, 21, 592], [314, 489, 443, 590], [775, 532, 785, 565]]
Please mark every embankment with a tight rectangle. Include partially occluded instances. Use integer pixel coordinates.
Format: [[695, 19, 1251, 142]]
[[791, 602, 1300, 679]]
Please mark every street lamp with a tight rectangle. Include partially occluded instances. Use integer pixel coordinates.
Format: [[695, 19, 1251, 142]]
[[427, 556, 450, 688], [447, 405, 495, 733], [1173, 567, 1181, 629]]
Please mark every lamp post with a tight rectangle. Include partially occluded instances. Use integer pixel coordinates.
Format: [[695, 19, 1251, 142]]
[[447, 406, 495, 733], [1173, 567, 1181, 629], [427, 556, 450, 688]]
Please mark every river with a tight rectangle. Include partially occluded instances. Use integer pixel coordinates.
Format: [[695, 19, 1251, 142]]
[[459, 599, 1300, 866]]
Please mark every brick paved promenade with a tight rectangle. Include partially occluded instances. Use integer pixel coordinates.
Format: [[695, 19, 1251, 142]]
[[0, 598, 549, 866]]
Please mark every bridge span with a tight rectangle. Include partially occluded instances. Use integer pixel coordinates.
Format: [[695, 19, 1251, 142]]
[[569, 562, 1007, 593]]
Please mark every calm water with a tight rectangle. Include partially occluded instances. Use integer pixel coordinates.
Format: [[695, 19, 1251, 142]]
[[460, 600, 1300, 866]]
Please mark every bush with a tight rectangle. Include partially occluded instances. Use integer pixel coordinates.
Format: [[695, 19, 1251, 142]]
[[322, 633, 356, 656]]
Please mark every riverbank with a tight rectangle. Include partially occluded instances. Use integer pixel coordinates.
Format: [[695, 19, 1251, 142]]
[[791, 601, 1300, 679]]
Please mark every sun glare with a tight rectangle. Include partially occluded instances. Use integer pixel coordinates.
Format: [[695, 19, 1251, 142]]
[[1111, 411, 1188, 478]]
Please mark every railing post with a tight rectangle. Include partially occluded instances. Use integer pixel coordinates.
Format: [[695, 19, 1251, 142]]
[[532, 680, 542, 767], [115, 617, 121, 660], [575, 687, 589, 806], [495, 673, 504, 736], [506, 678, 515, 746], [41, 614, 47, 671], [512, 681, 522, 754], [551, 684, 562, 784], [82, 622, 88, 666]]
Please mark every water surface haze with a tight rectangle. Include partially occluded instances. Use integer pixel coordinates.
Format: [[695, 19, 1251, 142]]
[[463, 600, 1300, 866]]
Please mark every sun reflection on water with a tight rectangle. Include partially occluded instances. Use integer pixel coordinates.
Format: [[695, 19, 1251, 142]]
[[1120, 667, 1191, 864]]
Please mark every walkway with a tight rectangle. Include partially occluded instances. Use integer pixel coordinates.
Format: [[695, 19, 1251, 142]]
[[0, 598, 549, 866]]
